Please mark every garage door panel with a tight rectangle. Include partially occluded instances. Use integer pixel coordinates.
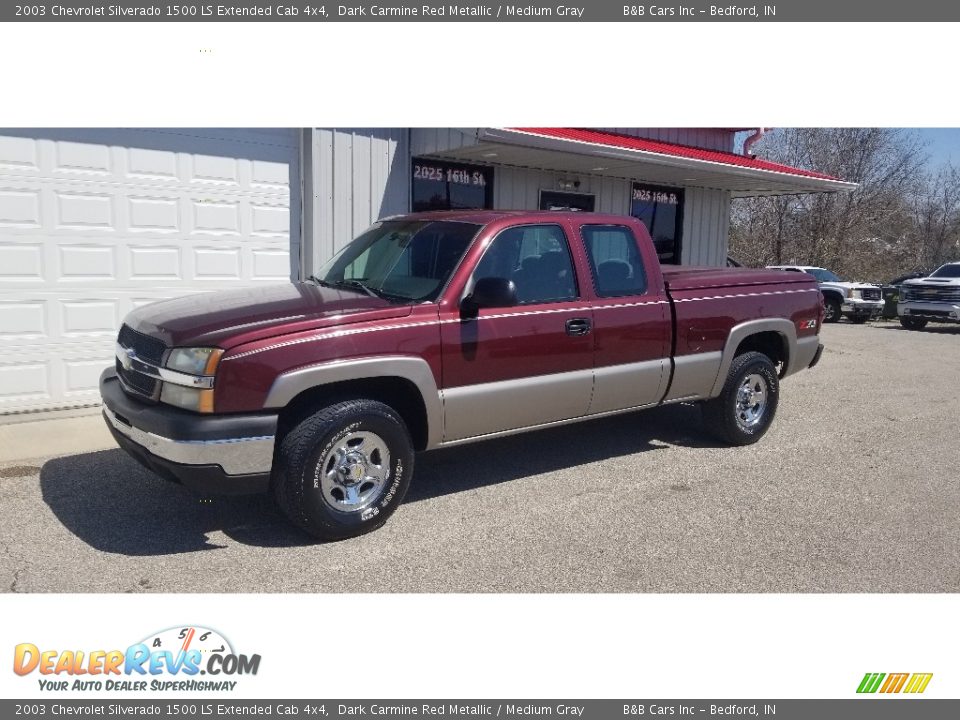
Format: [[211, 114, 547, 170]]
[[56, 192, 115, 230], [54, 141, 113, 176], [0, 128, 299, 412], [127, 196, 181, 233], [0, 188, 41, 227], [0, 135, 39, 170], [0, 363, 50, 405], [0, 242, 44, 280], [127, 147, 179, 182]]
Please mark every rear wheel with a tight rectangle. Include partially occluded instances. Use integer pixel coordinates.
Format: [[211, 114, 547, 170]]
[[899, 316, 928, 331], [702, 351, 780, 446], [272, 399, 414, 541]]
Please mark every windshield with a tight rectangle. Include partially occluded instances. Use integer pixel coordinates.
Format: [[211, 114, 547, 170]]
[[930, 264, 960, 279], [314, 220, 480, 302], [807, 268, 841, 283]]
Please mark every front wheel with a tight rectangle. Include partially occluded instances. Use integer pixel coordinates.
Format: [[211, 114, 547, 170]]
[[272, 399, 415, 541], [702, 351, 780, 446], [899, 316, 928, 331], [823, 297, 842, 323]]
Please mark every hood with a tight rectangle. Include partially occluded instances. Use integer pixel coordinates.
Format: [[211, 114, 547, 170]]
[[820, 281, 880, 291], [904, 276, 960, 287], [123, 283, 413, 349]]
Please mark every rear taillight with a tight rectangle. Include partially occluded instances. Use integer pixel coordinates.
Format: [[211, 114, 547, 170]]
[[817, 293, 826, 328]]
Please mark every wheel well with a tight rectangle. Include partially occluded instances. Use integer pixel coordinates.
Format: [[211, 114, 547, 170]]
[[821, 290, 844, 303], [277, 377, 429, 451], [734, 331, 788, 373]]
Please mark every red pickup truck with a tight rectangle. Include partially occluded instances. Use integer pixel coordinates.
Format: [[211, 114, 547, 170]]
[[101, 211, 824, 540]]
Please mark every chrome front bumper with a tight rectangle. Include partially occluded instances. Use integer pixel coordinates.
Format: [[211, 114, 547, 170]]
[[100, 368, 277, 493], [103, 404, 275, 475], [842, 299, 884, 314], [898, 301, 960, 322]]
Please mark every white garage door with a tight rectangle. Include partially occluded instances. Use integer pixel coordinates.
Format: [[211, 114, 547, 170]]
[[0, 128, 300, 414]]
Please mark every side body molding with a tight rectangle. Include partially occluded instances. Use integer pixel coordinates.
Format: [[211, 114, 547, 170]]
[[263, 356, 444, 449], [708, 318, 798, 398]]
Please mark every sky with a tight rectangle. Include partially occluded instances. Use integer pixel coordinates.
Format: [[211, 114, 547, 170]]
[[735, 128, 960, 169], [915, 128, 960, 168]]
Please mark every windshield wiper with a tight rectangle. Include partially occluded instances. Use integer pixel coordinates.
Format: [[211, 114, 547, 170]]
[[307, 276, 408, 302], [306, 275, 339, 288]]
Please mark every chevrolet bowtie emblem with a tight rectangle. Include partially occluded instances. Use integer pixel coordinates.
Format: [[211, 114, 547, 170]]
[[120, 347, 136, 370]]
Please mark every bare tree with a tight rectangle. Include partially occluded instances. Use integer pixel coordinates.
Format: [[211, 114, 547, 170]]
[[730, 128, 932, 280]]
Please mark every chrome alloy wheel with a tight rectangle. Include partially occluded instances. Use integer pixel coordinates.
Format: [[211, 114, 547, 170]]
[[318, 431, 391, 513], [735, 373, 768, 430]]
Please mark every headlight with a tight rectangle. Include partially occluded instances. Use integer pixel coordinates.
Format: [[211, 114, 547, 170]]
[[850, 289, 862, 300], [160, 384, 215, 413], [166, 347, 223, 376], [161, 347, 222, 412]]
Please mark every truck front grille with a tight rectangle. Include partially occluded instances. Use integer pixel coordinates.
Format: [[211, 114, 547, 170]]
[[116, 358, 158, 397], [117, 324, 166, 365], [116, 324, 167, 401], [861, 287, 881, 301], [902, 286, 960, 303]]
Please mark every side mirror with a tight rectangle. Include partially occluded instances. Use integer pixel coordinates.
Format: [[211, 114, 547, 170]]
[[461, 277, 517, 318]]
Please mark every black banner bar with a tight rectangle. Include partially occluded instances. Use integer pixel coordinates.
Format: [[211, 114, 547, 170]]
[[3, 1, 960, 22]]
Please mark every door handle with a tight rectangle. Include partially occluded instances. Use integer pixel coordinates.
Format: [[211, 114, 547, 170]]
[[565, 318, 592, 336]]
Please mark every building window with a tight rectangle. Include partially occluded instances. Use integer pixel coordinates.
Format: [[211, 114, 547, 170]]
[[412, 158, 493, 212], [539, 190, 596, 212], [630, 182, 683, 264]]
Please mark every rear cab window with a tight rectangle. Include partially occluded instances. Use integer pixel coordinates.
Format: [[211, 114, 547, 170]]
[[580, 224, 648, 297]]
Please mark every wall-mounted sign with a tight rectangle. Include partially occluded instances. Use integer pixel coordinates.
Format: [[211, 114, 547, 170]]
[[632, 186, 681, 206], [412, 158, 494, 212], [414, 163, 488, 187]]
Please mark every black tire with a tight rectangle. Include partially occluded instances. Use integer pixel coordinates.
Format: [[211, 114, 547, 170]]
[[823, 296, 842, 323], [272, 399, 414, 541], [849, 314, 870, 324], [702, 351, 780, 446], [899, 316, 928, 331]]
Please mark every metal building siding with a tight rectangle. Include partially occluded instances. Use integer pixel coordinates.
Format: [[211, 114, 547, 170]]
[[680, 186, 731, 266], [410, 128, 478, 156], [493, 165, 631, 213], [493, 167, 728, 266], [309, 128, 409, 270]]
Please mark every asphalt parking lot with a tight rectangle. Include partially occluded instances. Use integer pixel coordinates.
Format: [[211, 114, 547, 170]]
[[1, 321, 958, 593]]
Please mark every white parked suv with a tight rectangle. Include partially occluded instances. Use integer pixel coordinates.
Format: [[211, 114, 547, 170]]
[[766, 266, 884, 324], [898, 261, 960, 329]]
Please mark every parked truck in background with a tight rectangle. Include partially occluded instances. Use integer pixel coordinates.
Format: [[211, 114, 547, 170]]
[[898, 261, 960, 329], [101, 211, 825, 540], [765, 265, 884, 323]]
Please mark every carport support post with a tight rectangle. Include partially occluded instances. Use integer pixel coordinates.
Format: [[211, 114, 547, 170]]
[[299, 128, 319, 282]]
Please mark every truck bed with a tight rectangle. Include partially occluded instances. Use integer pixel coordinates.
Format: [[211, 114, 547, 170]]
[[661, 265, 813, 292]]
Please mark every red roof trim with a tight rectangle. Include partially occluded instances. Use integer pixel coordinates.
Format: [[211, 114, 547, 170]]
[[508, 128, 842, 182]]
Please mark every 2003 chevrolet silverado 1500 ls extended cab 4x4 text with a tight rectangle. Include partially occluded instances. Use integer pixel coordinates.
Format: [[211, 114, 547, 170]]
[[100, 211, 825, 540]]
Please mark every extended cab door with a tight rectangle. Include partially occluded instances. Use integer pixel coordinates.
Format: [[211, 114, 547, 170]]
[[576, 221, 671, 413], [439, 223, 595, 442]]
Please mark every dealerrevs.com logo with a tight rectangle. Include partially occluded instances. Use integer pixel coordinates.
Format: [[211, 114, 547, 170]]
[[13, 626, 261, 693]]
